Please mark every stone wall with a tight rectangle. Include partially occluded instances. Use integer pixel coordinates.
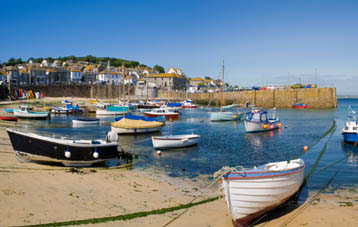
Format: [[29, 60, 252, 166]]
[[158, 88, 337, 109]]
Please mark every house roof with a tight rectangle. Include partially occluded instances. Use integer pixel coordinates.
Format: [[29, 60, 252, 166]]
[[189, 77, 204, 81], [98, 70, 121, 75], [70, 68, 81, 72], [148, 73, 183, 79], [84, 65, 94, 71]]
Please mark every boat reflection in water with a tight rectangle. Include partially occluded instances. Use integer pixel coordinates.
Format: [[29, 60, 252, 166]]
[[341, 141, 358, 164]]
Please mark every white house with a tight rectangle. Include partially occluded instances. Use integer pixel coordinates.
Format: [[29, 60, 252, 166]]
[[97, 70, 122, 85], [167, 67, 184, 76], [70, 69, 82, 83]]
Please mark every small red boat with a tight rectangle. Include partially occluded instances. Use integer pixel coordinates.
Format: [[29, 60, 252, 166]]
[[292, 103, 308, 109], [0, 116, 18, 122], [182, 99, 197, 109], [144, 108, 180, 120]]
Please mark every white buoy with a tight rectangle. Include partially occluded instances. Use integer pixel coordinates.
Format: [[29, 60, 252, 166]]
[[65, 151, 71, 158], [93, 151, 99, 159], [157, 150, 162, 156]]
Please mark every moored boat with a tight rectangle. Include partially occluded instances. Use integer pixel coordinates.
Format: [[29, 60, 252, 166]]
[[3, 108, 14, 113], [51, 107, 72, 114], [144, 108, 180, 120], [72, 118, 100, 125], [218, 159, 305, 226], [0, 116, 18, 121], [96, 105, 129, 115], [341, 106, 358, 143], [182, 99, 197, 108], [13, 106, 50, 119], [6, 128, 120, 167], [115, 114, 166, 123], [111, 118, 164, 134], [152, 134, 200, 149], [244, 109, 281, 133], [292, 103, 308, 109], [210, 111, 243, 121]]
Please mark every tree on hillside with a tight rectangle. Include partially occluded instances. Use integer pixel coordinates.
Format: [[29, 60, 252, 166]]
[[15, 58, 23, 65], [153, 65, 164, 73], [7, 58, 16, 66], [45, 57, 54, 63], [205, 76, 212, 80]]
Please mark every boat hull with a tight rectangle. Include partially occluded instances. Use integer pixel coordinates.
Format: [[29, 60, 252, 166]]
[[6, 129, 119, 166], [152, 135, 200, 149], [0, 116, 18, 121], [223, 159, 305, 226], [244, 120, 280, 133], [144, 112, 179, 120], [342, 132, 358, 143], [13, 110, 49, 119], [183, 105, 197, 109], [96, 109, 127, 115], [292, 104, 308, 109], [210, 112, 242, 121], [72, 119, 100, 125], [111, 126, 162, 135]]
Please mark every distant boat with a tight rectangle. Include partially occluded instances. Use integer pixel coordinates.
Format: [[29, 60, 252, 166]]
[[62, 100, 72, 105], [220, 159, 305, 226], [111, 118, 164, 134], [96, 105, 129, 115], [341, 105, 358, 143], [0, 116, 18, 122], [51, 107, 72, 114], [152, 134, 200, 149], [182, 99, 197, 109], [144, 108, 180, 120], [244, 109, 281, 133], [6, 128, 120, 167], [13, 106, 50, 119], [72, 118, 100, 125], [292, 103, 308, 109]]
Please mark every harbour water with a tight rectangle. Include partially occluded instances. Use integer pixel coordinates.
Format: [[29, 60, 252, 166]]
[[31, 99, 358, 191]]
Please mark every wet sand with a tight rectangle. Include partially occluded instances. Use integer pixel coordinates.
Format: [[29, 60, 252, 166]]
[[0, 98, 357, 226]]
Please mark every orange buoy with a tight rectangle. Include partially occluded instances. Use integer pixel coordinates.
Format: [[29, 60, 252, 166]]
[[304, 146, 308, 151]]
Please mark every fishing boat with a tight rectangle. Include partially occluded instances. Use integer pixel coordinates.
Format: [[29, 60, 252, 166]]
[[244, 109, 281, 133], [152, 134, 200, 149], [341, 106, 358, 143], [3, 108, 14, 113], [96, 105, 129, 115], [219, 159, 305, 226], [6, 128, 120, 167], [62, 100, 72, 105], [72, 118, 100, 125], [111, 118, 164, 134], [144, 107, 180, 120], [292, 103, 308, 109], [0, 116, 18, 121], [182, 99, 197, 108], [51, 107, 72, 114], [13, 106, 50, 119]]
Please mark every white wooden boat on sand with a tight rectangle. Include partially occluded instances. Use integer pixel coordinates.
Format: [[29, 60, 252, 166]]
[[218, 159, 305, 226], [152, 134, 200, 149]]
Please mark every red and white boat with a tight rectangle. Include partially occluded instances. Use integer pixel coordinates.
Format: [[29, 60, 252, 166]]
[[182, 99, 197, 109], [144, 108, 180, 120]]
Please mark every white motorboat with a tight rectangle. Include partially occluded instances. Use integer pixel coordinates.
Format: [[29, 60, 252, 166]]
[[244, 109, 281, 133], [51, 107, 71, 114], [341, 105, 358, 143], [72, 118, 100, 125], [144, 107, 180, 120], [219, 159, 305, 226], [210, 111, 243, 121], [152, 134, 200, 149], [13, 106, 50, 119]]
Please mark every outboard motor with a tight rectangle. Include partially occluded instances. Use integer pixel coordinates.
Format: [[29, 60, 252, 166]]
[[106, 130, 119, 143]]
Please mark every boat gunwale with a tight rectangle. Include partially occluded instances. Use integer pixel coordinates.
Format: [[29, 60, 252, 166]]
[[152, 135, 200, 140], [224, 164, 305, 180]]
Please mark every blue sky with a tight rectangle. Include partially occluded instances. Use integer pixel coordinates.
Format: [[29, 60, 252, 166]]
[[1, 0, 358, 94]]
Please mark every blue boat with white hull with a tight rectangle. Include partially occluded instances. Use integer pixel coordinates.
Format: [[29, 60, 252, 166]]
[[244, 108, 281, 133], [341, 106, 358, 143]]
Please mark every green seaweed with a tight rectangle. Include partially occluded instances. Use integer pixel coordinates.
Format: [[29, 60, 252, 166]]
[[25, 196, 219, 227]]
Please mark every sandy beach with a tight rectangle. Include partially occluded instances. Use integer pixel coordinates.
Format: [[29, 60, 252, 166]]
[[0, 99, 357, 226]]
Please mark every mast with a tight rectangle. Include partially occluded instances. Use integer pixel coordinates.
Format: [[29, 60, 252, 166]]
[[127, 72, 131, 105], [122, 66, 126, 117], [146, 73, 149, 103], [221, 60, 224, 111]]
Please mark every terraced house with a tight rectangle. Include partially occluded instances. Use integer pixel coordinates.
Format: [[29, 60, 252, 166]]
[[146, 73, 188, 91]]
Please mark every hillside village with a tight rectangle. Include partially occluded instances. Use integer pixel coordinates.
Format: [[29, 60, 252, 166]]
[[0, 57, 225, 93]]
